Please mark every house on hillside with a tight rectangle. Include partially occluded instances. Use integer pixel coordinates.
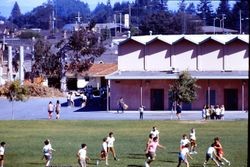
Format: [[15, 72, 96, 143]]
[[106, 34, 249, 111]]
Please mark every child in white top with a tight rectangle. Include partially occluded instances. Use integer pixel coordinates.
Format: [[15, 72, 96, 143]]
[[189, 128, 197, 154], [77, 143, 90, 167], [107, 132, 119, 161], [203, 143, 221, 167], [0, 142, 6, 167], [177, 144, 193, 167], [180, 134, 190, 151], [100, 137, 108, 166]]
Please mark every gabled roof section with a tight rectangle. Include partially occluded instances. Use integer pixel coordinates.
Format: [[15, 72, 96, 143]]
[[118, 34, 249, 46]]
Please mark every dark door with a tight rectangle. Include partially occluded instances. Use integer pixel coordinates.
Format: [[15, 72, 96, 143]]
[[150, 89, 164, 110], [224, 89, 238, 110]]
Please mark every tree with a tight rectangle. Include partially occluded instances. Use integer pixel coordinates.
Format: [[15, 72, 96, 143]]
[[32, 38, 62, 88], [4, 80, 29, 120], [216, 0, 233, 31], [231, 0, 249, 34], [196, 0, 215, 26], [10, 2, 22, 20], [56, 25, 105, 76], [168, 71, 200, 109]]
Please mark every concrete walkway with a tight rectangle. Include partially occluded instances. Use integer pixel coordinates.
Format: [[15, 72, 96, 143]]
[[0, 97, 248, 120]]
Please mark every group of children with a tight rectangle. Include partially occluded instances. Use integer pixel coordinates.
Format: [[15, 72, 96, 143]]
[[202, 104, 225, 120]]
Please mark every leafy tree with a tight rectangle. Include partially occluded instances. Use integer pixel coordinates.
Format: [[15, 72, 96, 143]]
[[32, 39, 62, 81], [186, 2, 196, 15], [168, 71, 200, 108], [4, 80, 29, 120], [92, 2, 113, 23], [196, 0, 215, 26], [56, 26, 105, 75]]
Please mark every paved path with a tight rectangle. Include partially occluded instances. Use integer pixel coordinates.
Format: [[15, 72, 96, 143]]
[[0, 97, 248, 120]]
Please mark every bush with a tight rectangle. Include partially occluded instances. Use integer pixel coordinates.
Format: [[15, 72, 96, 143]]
[[0, 82, 63, 97]]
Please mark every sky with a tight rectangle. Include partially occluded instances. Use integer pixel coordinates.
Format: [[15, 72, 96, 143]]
[[0, 0, 236, 18]]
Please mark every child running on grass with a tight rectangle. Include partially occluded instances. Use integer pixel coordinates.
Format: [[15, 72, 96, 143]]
[[189, 128, 197, 154], [107, 132, 119, 161], [145, 136, 165, 167], [213, 137, 230, 166], [42, 139, 56, 167], [100, 137, 109, 166], [177, 143, 193, 167], [180, 134, 190, 151], [203, 143, 222, 167], [77, 143, 90, 167]]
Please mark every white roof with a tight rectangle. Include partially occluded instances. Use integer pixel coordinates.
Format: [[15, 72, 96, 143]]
[[118, 34, 249, 46]]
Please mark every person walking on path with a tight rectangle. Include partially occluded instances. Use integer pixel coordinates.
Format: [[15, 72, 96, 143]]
[[107, 132, 119, 161], [0, 141, 6, 167], [138, 105, 144, 120], [77, 143, 90, 167], [176, 102, 182, 120], [55, 100, 61, 120], [117, 97, 125, 114], [203, 143, 222, 167], [42, 139, 56, 167], [145, 136, 165, 167], [47, 101, 54, 120], [177, 143, 193, 167], [80, 93, 87, 108]]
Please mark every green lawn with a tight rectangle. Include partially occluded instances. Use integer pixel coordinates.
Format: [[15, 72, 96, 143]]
[[0, 120, 247, 167]]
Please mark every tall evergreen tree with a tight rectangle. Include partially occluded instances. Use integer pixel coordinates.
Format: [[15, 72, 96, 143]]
[[196, 0, 215, 26], [10, 1, 22, 19]]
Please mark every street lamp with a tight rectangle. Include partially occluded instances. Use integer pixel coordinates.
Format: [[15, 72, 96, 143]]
[[219, 14, 226, 34], [213, 17, 219, 34], [239, 10, 249, 34]]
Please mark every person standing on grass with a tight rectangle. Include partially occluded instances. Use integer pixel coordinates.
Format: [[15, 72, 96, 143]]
[[189, 128, 197, 154], [145, 137, 165, 167], [42, 139, 56, 167], [48, 101, 54, 120], [150, 126, 160, 139], [55, 100, 61, 120], [0, 142, 6, 167], [100, 137, 109, 166], [177, 143, 193, 167], [180, 134, 190, 151], [77, 143, 90, 167], [107, 132, 119, 161], [203, 143, 222, 167], [145, 134, 154, 152], [213, 137, 230, 166]]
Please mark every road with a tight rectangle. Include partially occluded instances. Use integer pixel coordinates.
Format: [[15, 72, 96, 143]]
[[0, 97, 248, 121]]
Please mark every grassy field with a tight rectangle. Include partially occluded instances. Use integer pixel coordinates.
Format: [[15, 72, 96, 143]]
[[0, 120, 247, 167]]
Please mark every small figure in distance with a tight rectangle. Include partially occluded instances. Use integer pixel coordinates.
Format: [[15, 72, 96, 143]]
[[138, 105, 144, 120]]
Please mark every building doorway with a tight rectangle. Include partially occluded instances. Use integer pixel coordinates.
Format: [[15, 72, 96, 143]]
[[224, 89, 238, 110], [150, 89, 164, 110]]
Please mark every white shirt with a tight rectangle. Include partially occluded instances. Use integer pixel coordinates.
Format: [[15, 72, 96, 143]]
[[180, 138, 190, 147], [215, 108, 221, 115], [180, 147, 189, 156], [78, 148, 87, 160], [43, 145, 52, 156], [190, 131, 196, 140], [107, 136, 115, 147], [0, 146, 4, 155], [102, 142, 108, 152], [150, 129, 159, 138], [207, 146, 215, 154]]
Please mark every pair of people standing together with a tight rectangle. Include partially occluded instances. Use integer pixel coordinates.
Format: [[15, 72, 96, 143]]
[[48, 100, 61, 120]]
